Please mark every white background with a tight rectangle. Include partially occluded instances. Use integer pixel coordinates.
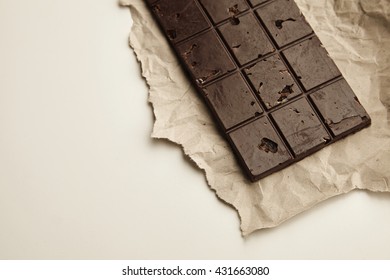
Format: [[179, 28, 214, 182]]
[[0, 0, 390, 259]]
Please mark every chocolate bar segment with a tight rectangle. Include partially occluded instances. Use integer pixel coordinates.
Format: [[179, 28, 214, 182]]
[[178, 30, 236, 84], [256, 0, 313, 47], [219, 13, 275, 65], [199, 0, 249, 24], [204, 73, 263, 130], [310, 79, 370, 137], [244, 54, 301, 109], [283, 37, 341, 90], [150, 0, 209, 42], [271, 98, 330, 155], [147, 0, 371, 181], [229, 117, 292, 177]]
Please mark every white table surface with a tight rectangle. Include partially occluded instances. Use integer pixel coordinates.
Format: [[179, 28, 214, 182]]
[[1, 0, 389, 259]]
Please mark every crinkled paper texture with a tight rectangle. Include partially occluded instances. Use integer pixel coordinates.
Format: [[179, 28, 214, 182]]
[[121, 0, 390, 235]]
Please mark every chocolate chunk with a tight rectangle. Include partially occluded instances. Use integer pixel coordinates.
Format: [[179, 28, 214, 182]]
[[146, 0, 371, 181]]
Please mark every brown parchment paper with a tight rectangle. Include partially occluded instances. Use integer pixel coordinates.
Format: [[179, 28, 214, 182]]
[[120, 0, 390, 235]]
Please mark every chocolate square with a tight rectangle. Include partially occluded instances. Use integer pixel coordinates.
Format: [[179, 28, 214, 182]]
[[283, 36, 341, 90], [199, 0, 249, 23], [310, 79, 370, 137], [204, 73, 263, 129], [229, 117, 292, 179], [272, 98, 330, 155], [219, 13, 275, 65], [177, 30, 236, 84], [244, 54, 301, 109], [150, 0, 210, 42], [256, 0, 313, 47]]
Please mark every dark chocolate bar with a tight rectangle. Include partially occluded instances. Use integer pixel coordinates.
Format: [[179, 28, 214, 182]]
[[146, 0, 371, 182]]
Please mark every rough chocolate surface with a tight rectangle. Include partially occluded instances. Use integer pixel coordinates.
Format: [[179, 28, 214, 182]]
[[229, 117, 292, 177], [147, 0, 371, 182], [248, 0, 269, 6], [150, 0, 209, 42], [283, 36, 341, 90], [204, 73, 262, 130], [256, 0, 313, 47], [219, 13, 274, 65], [310, 79, 370, 137], [245, 54, 301, 109], [199, 0, 249, 23], [271, 98, 330, 155], [178, 30, 236, 84]]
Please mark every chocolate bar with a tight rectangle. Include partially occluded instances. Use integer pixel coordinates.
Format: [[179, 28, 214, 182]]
[[146, 0, 371, 182]]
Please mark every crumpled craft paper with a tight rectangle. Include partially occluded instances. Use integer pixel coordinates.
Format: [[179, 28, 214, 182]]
[[121, 0, 390, 235]]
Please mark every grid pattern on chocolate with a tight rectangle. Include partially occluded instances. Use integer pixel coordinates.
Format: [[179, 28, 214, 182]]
[[146, 0, 371, 181]]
